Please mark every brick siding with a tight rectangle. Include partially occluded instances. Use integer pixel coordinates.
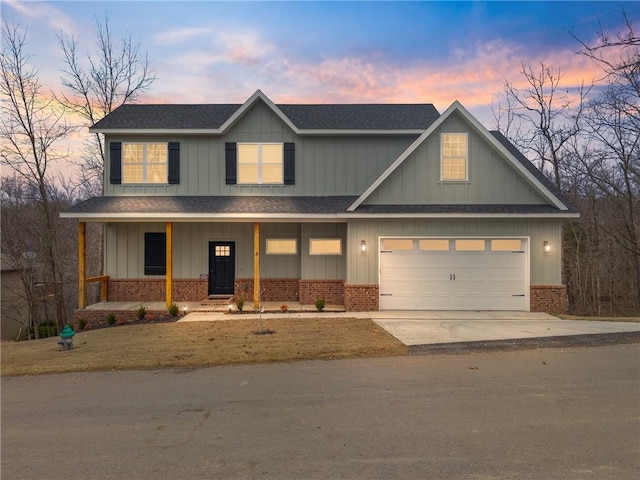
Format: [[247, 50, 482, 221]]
[[530, 285, 567, 313], [108, 279, 207, 302], [344, 284, 379, 311], [299, 280, 345, 305], [234, 278, 299, 302]]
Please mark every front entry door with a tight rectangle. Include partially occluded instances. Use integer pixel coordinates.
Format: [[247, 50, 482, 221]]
[[208, 241, 235, 295]]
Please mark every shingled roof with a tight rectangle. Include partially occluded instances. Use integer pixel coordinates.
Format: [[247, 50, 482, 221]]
[[62, 195, 576, 219], [90, 103, 440, 131], [489, 131, 577, 213]]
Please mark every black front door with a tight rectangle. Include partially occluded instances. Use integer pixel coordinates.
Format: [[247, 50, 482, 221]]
[[208, 241, 235, 295]]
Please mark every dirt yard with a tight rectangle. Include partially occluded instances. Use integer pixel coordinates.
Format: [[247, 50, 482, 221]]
[[0, 317, 407, 376]]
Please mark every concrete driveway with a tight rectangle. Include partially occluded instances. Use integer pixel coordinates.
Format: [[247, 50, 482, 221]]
[[368, 311, 640, 350]]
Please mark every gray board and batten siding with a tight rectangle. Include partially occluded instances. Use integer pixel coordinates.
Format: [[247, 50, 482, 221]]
[[105, 222, 347, 282], [104, 101, 424, 197], [362, 111, 549, 206]]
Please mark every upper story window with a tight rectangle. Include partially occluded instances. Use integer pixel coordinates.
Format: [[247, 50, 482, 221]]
[[109, 142, 179, 185], [238, 143, 283, 184], [123, 143, 168, 184], [441, 133, 468, 181]]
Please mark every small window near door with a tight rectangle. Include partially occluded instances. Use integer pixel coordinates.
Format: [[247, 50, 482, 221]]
[[382, 239, 413, 251], [266, 239, 297, 255], [144, 233, 166, 275], [455, 239, 485, 251], [215, 245, 231, 257], [309, 238, 342, 255], [419, 239, 450, 251], [491, 239, 522, 251]]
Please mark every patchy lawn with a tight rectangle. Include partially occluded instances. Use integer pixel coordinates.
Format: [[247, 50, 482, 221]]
[[0, 317, 407, 376]]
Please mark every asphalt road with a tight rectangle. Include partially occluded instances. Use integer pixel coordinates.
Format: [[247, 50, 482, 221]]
[[2, 344, 639, 480]]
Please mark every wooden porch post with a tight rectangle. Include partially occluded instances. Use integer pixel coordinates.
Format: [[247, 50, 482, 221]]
[[78, 221, 86, 308], [254, 222, 260, 309], [166, 222, 173, 308]]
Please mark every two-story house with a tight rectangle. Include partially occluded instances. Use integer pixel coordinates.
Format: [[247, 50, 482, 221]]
[[62, 90, 578, 316]]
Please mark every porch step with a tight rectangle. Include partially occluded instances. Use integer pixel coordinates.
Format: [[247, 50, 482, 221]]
[[201, 295, 233, 306]]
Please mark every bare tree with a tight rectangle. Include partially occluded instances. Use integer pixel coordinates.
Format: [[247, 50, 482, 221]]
[[0, 20, 76, 330], [571, 12, 640, 312], [494, 62, 589, 189], [58, 14, 157, 191]]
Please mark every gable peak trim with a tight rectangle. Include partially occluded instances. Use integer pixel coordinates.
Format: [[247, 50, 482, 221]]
[[348, 100, 568, 212]]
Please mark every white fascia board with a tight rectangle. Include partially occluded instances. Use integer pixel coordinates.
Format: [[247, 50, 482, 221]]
[[89, 127, 423, 136], [89, 128, 224, 135], [337, 212, 580, 219], [298, 129, 425, 136], [59, 212, 348, 222]]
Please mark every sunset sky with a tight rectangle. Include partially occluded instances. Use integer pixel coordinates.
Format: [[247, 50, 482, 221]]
[[2, 1, 637, 134]]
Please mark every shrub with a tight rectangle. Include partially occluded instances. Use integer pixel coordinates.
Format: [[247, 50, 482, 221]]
[[136, 305, 147, 321], [280, 304, 288, 313], [168, 303, 179, 317], [315, 298, 326, 312], [77, 318, 87, 331], [30, 321, 58, 339], [235, 296, 244, 312], [106, 313, 116, 325]]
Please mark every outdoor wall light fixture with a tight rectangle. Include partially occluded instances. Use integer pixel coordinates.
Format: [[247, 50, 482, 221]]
[[543, 241, 551, 253], [361, 240, 367, 252]]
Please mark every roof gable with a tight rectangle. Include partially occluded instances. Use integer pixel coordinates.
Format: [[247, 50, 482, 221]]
[[348, 101, 572, 212]]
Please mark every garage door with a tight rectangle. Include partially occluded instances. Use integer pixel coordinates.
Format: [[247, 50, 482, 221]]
[[379, 238, 528, 310]]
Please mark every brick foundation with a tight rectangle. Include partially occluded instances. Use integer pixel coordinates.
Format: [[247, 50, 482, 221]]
[[530, 285, 567, 313], [108, 279, 207, 302], [73, 308, 171, 329], [299, 280, 345, 306], [344, 284, 379, 312], [234, 278, 300, 302]]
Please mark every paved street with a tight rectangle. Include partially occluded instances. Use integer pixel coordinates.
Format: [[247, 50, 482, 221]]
[[2, 344, 639, 479]]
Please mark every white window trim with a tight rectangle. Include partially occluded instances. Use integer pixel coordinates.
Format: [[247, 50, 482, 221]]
[[440, 133, 468, 182], [122, 142, 168, 184], [309, 238, 342, 256], [237, 142, 284, 185]]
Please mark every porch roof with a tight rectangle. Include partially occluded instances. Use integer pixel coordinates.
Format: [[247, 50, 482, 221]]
[[61, 195, 579, 221]]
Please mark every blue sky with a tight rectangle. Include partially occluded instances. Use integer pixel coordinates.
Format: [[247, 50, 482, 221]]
[[3, 0, 637, 127]]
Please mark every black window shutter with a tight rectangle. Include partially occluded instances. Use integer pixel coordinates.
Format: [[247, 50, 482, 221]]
[[168, 142, 180, 184], [144, 233, 166, 275], [284, 142, 295, 185], [225, 142, 237, 184], [109, 142, 122, 184]]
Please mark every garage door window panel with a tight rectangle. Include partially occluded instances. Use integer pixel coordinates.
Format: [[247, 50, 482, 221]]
[[455, 239, 485, 251], [491, 239, 523, 251], [419, 239, 450, 251], [381, 239, 414, 251]]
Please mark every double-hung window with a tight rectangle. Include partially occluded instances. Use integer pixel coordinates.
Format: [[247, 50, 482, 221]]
[[123, 143, 168, 184], [237, 143, 283, 184], [441, 133, 468, 181]]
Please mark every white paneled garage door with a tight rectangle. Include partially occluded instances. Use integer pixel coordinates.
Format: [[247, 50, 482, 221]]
[[379, 237, 528, 310]]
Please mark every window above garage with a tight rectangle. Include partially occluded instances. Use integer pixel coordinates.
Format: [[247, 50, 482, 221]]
[[441, 133, 468, 181]]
